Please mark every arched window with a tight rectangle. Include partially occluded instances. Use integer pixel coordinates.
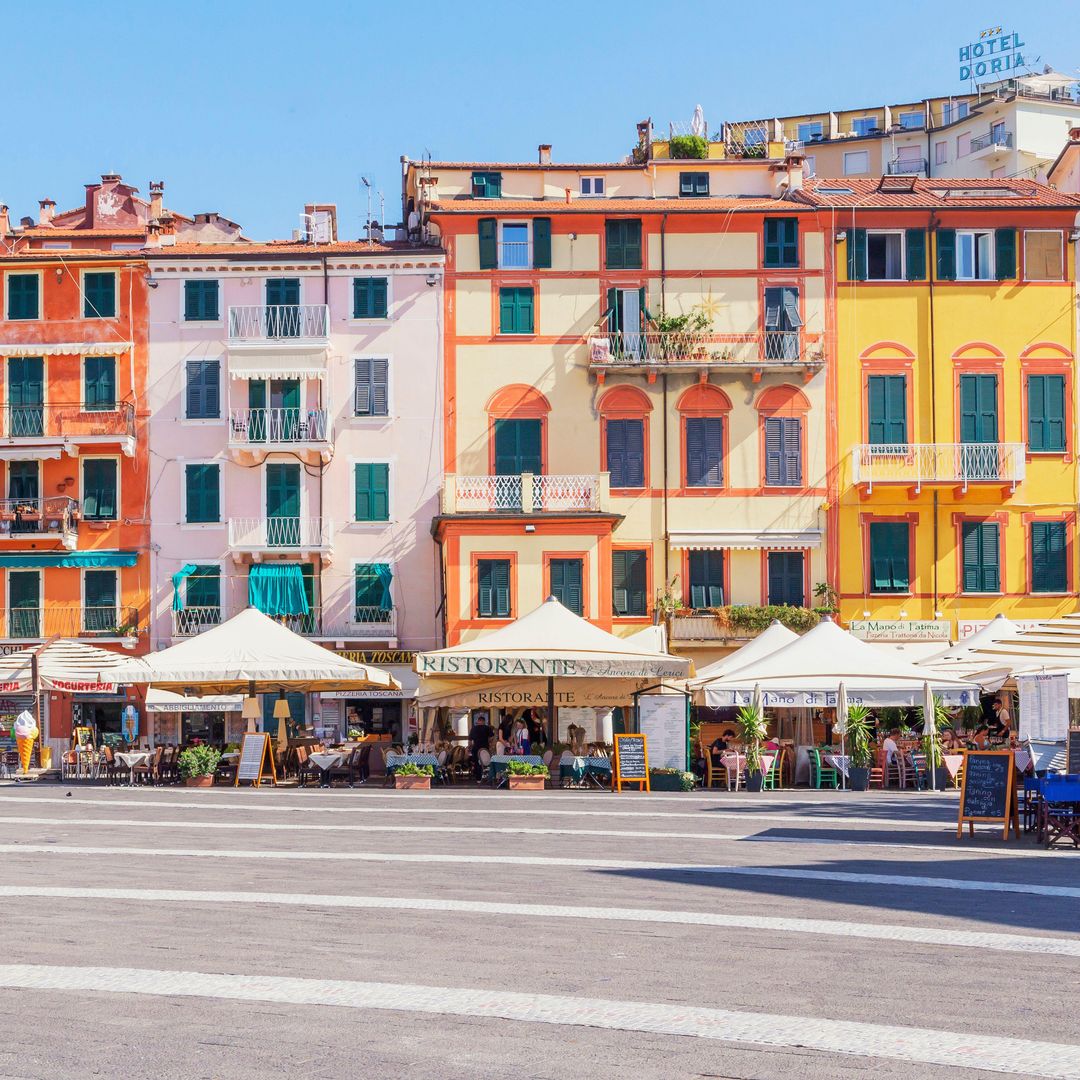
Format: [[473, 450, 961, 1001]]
[[598, 385, 651, 490], [485, 385, 551, 475], [756, 385, 809, 488], [677, 384, 731, 489]]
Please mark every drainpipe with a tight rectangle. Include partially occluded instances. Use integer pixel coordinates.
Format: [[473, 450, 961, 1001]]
[[660, 213, 670, 589], [320, 254, 330, 623], [927, 212, 940, 612]]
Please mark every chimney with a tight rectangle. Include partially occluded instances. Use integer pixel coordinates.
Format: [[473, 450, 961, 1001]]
[[37, 199, 56, 226], [538, 144, 552, 165], [1070, 126, 1080, 141], [149, 181, 164, 219], [304, 203, 338, 243], [0, 206, 9, 234]]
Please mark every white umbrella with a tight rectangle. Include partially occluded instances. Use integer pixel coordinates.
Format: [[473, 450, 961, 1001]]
[[836, 681, 848, 791], [923, 680, 938, 791]]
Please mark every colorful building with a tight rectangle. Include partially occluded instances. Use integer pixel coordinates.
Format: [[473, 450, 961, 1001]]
[[797, 175, 1080, 644], [144, 207, 444, 744], [406, 133, 832, 665]]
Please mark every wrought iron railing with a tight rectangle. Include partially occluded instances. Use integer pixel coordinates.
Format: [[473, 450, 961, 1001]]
[[0, 497, 78, 544], [588, 330, 810, 366], [227, 305, 329, 343], [1, 605, 139, 640], [445, 474, 605, 513], [969, 130, 1013, 153], [0, 402, 135, 440], [852, 443, 1026, 490], [886, 157, 928, 175], [227, 408, 329, 445], [172, 606, 224, 637], [228, 516, 333, 550]]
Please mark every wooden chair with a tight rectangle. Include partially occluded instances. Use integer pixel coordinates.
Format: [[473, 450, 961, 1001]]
[[131, 747, 162, 786], [703, 754, 726, 790], [327, 748, 358, 787], [868, 747, 886, 789]]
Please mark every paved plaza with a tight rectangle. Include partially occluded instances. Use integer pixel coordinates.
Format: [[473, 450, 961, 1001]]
[[0, 783, 1077, 1079]]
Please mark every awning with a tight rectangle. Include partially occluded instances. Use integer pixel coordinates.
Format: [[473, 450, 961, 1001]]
[[172, 564, 199, 611], [668, 529, 823, 551], [0, 551, 138, 568], [146, 689, 243, 713], [0, 342, 133, 357], [319, 664, 420, 700], [229, 355, 326, 381], [249, 564, 310, 616], [0, 448, 62, 461]]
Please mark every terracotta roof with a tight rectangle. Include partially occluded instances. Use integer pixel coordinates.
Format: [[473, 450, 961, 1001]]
[[0, 248, 142, 262], [415, 161, 640, 171], [15, 228, 149, 238], [796, 176, 1080, 209], [429, 196, 806, 214], [145, 240, 443, 258]]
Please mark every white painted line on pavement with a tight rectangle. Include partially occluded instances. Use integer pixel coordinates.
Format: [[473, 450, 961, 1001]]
[[3, 844, 1078, 898], [0, 964, 1075, 1076], [0, 885, 1076, 958]]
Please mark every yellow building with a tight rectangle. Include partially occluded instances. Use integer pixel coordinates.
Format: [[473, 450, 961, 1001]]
[[799, 174, 1080, 643]]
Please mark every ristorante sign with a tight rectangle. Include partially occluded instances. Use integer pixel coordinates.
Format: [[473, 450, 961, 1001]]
[[416, 655, 688, 679]]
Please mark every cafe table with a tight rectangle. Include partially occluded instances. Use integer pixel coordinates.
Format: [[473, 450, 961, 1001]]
[[115, 750, 151, 786], [823, 753, 850, 779], [307, 750, 345, 788], [719, 752, 746, 791]]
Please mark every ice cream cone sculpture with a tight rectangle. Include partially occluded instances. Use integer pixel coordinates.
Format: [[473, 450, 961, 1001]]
[[13, 711, 38, 774]]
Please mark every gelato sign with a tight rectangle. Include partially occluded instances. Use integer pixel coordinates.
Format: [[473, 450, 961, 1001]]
[[959, 29, 1027, 83], [416, 654, 687, 679], [849, 620, 951, 643]]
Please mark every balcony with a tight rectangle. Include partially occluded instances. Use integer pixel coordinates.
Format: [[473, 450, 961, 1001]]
[[0, 497, 78, 550], [227, 516, 334, 559], [442, 474, 610, 515], [851, 443, 1026, 493], [227, 305, 329, 349], [968, 130, 1014, 157], [0, 403, 136, 457], [227, 408, 331, 463], [587, 331, 823, 376], [886, 157, 928, 175], [172, 604, 397, 642], [1, 605, 140, 642], [171, 606, 224, 638], [498, 241, 533, 269]]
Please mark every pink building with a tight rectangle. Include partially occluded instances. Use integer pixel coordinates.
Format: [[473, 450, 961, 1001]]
[[145, 206, 444, 743]]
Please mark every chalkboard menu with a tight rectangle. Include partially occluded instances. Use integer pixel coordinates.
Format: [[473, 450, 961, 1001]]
[[957, 750, 1017, 840], [1068, 729, 1080, 775], [235, 732, 276, 787], [613, 733, 649, 792]]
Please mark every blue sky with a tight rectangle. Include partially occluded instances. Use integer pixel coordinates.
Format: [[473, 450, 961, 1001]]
[[3, 1, 1077, 238]]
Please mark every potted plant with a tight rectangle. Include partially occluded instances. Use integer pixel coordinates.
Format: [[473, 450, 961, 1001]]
[[736, 702, 768, 791], [178, 745, 221, 788], [649, 767, 696, 792], [844, 704, 874, 791], [505, 760, 549, 790], [394, 761, 433, 789]]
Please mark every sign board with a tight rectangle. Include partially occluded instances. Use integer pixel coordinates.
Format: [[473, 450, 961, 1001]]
[[1016, 674, 1069, 742], [123, 706, 139, 743], [74, 726, 94, 750], [849, 620, 951, 643], [613, 733, 649, 792], [958, 29, 1027, 84], [957, 750, 1018, 840], [957, 618, 1044, 640], [338, 650, 416, 665], [1068, 729, 1080, 775], [637, 694, 687, 772], [416, 654, 688, 679], [234, 732, 277, 787]]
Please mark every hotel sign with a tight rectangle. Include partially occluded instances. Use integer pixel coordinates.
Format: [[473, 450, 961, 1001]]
[[959, 28, 1027, 83], [849, 620, 951, 643]]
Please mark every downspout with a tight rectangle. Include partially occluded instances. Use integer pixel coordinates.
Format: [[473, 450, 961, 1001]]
[[320, 253, 330, 626], [660, 213, 670, 589], [927, 212, 940, 612]]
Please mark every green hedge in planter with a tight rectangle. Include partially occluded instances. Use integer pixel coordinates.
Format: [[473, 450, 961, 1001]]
[[668, 134, 708, 159], [649, 768, 696, 792]]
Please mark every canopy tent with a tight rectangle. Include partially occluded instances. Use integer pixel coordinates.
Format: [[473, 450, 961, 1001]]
[[100, 607, 398, 695], [917, 613, 1022, 688], [689, 620, 798, 691], [696, 617, 980, 708], [0, 639, 149, 695]]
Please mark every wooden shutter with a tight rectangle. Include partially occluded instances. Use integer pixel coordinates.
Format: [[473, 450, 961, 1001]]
[[612, 550, 647, 616], [936, 229, 956, 280], [605, 287, 620, 333], [606, 418, 626, 488], [624, 220, 642, 269], [84, 272, 115, 317], [83, 459, 117, 520], [959, 374, 996, 443], [184, 281, 201, 320], [962, 522, 999, 593], [905, 229, 927, 280], [624, 418, 644, 487], [781, 218, 798, 266], [685, 417, 721, 487], [85, 569, 117, 610], [476, 560, 493, 617], [782, 417, 802, 485], [551, 559, 583, 615], [1028, 375, 1048, 451], [869, 522, 908, 592], [185, 463, 219, 523], [478, 218, 497, 270], [8, 275, 38, 319], [867, 375, 907, 445], [1032, 522, 1067, 593], [847, 228, 867, 281], [768, 552, 804, 606], [612, 550, 630, 615], [764, 219, 780, 267], [764, 417, 783, 485], [980, 523, 1000, 593], [372, 277, 388, 316], [354, 462, 389, 521], [533, 218, 552, 268], [518, 288, 534, 333], [995, 228, 1017, 280], [1043, 375, 1065, 452]]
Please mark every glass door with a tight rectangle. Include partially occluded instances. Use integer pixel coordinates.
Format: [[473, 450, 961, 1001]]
[[8, 461, 40, 533]]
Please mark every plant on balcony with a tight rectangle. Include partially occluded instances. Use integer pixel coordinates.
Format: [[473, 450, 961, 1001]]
[[719, 605, 821, 635], [813, 582, 839, 614], [654, 577, 683, 619], [668, 134, 708, 159], [652, 307, 711, 361]]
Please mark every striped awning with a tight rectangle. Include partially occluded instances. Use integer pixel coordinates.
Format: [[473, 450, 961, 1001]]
[[0, 640, 149, 694], [668, 529, 823, 551], [0, 342, 133, 357], [228, 355, 326, 380]]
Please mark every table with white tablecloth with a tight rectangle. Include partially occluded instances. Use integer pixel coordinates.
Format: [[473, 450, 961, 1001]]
[[115, 751, 151, 786]]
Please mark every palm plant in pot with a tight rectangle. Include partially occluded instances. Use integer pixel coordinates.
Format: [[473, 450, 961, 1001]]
[[735, 702, 768, 791], [844, 705, 874, 791], [921, 694, 950, 790]]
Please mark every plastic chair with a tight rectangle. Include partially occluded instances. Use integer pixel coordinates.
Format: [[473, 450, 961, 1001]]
[[809, 748, 838, 789], [762, 748, 785, 790]]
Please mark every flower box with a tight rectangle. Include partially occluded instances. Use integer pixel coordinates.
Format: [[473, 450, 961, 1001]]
[[508, 774, 545, 791], [184, 775, 214, 788], [395, 774, 431, 790]]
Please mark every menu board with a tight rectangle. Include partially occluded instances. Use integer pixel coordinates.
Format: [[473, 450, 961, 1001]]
[[957, 750, 1018, 840], [235, 732, 276, 787], [1017, 674, 1069, 742], [1068, 729, 1080, 775], [637, 694, 687, 771], [613, 733, 649, 792]]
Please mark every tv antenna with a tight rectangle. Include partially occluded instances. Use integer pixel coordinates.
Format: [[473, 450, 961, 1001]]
[[361, 175, 373, 246]]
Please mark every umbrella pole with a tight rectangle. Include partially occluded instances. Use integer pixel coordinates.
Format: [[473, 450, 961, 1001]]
[[547, 676, 555, 748], [840, 729, 847, 791]]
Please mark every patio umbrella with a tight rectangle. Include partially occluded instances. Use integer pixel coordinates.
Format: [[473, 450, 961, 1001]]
[[922, 680, 938, 791], [836, 680, 848, 791]]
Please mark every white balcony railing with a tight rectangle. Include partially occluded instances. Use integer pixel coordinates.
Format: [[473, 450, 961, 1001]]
[[588, 330, 818, 368], [499, 241, 533, 269], [227, 408, 330, 446], [227, 516, 334, 552], [852, 443, 1026, 492], [227, 305, 329, 345], [173, 604, 395, 640], [444, 474, 607, 514], [172, 606, 224, 637]]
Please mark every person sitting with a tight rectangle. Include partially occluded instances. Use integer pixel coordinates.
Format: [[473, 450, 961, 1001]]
[[882, 728, 900, 764], [708, 736, 728, 766]]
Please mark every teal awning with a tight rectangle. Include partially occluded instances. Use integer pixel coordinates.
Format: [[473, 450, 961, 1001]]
[[0, 551, 138, 569], [172, 564, 199, 612], [249, 563, 310, 616]]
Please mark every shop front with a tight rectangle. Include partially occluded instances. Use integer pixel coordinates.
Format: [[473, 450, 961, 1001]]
[[145, 689, 244, 747], [318, 656, 419, 744]]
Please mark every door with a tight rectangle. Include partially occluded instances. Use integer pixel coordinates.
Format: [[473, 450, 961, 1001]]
[[8, 570, 40, 638], [270, 379, 301, 441], [84, 569, 118, 634], [607, 287, 645, 358], [266, 462, 301, 546], [8, 461, 40, 533], [764, 288, 802, 360], [493, 419, 541, 509], [265, 278, 301, 337], [247, 380, 267, 442], [959, 374, 999, 479], [7, 357, 44, 437]]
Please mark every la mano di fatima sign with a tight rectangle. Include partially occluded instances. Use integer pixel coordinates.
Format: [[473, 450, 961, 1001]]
[[959, 28, 1027, 83]]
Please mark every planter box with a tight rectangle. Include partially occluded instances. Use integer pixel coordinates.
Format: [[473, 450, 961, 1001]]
[[508, 774, 545, 790], [184, 775, 214, 788], [848, 766, 870, 792], [649, 772, 687, 792], [745, 770, 764, 792], [395, 774, 431, 790]]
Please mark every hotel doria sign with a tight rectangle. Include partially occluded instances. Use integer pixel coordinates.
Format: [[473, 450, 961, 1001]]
[[849, 620, 951, 643], [416, 655, 687, 678], [959, 28, 1027, 82]]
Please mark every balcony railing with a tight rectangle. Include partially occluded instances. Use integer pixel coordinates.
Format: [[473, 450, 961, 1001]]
[[227, 408, 330, 447], [499, 241, 533, 269], [227, 305, 329, 345], [228, 516, 333, 552], [588, 330, 817, 368], [0, 497, 78, 548], [886, 157, 928, 175], [1, 605, 140, 641], [172, 606, 224, 637], [968, 130, 1013, 154], [0, 402, 136, 444], [173, 604, 396, 640], [852, 443, 1026, 492], [443, 473, 608, 514]]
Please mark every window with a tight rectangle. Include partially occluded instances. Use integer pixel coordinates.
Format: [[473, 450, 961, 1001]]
[[764, 416, 802, 486], [471, 171, 502, 198], [185, 566, 221, 614], [849, 229, 925, 282], [580, 176, 605, 197], [499, 222, 530, 269], [797, 121, 823, 142], [685, 417, 723, 487], [82, 459, 118, 521], [83, 569, 118, 633], [899, 112, 924, 130], [869, 522, 909, 593], [1025, 231, 1064, 281], [934, 141, 947, 165], [937, 229, 1015, 281], [942, 101, 969, 124], [1031, 522, 1068, 594], [843, 151, 870, 175], [763, 286, 802, 359], [549, 557, 584, 616], [354, 462, 390, 522], [991, 120, 1007, 143], [688, 551, 724, 608], [354, 358, 389, 417], [83, 357, 116, 410], [477, 559, 511, 618], [767, 551, 805, 606], [355, 563, 393, 617], [499, 287, 534, 334], [605, 219, 642, 270], [867, 231, 904, 280], [353, 277, 388, 318], [185, 360, 221, 419], [184, 280, 219, 322], [867, 374, 908, 445], [605, 418, 645, 489], [679, 172, 709, 197], [851, 117, 877, 136], [956, 132, 972, 157], [184, 463, 220, 524], [956, 230, 994, 280], [83, 272, 116, 318], [612, 549, 648, 617], [1028, 374, 1066, 452], [6, 274, 38, 320], [494, 418, 542, 475], [961, 521, 1001, 594], [763, 217, 798, 268]]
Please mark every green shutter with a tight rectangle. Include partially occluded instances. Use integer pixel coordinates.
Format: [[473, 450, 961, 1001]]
[[847, 228, 867, 281], [905, 229, 927, 280], [611, 549, 647, 617], [867, 375, 907, 445], [355, 462, 390, 522], [185, 463, 219, 523], [1027, 375, 1064, 453], [936, 229, 956, 280], [499, 287, 533, 334], [83, 272, 116, 318], [533, 218, 551, 268], [869, 522, 909, 593], [606, 220, 642, 270], [1032, 522, 1068, 593], [82, 459, 118, 521], [84, 357, 116, 410], [353, 277, 388, 318], [962, 522, 1000, 593], [478, 218, 497, 270], [764, 219, 780, 268], [995, 228, 1017, 280], [7, 275, 39, 320]]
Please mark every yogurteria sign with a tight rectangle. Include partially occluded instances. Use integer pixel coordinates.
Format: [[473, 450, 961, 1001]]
[[959, 28, 1027, 82], [416, 655, 687, 678]]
